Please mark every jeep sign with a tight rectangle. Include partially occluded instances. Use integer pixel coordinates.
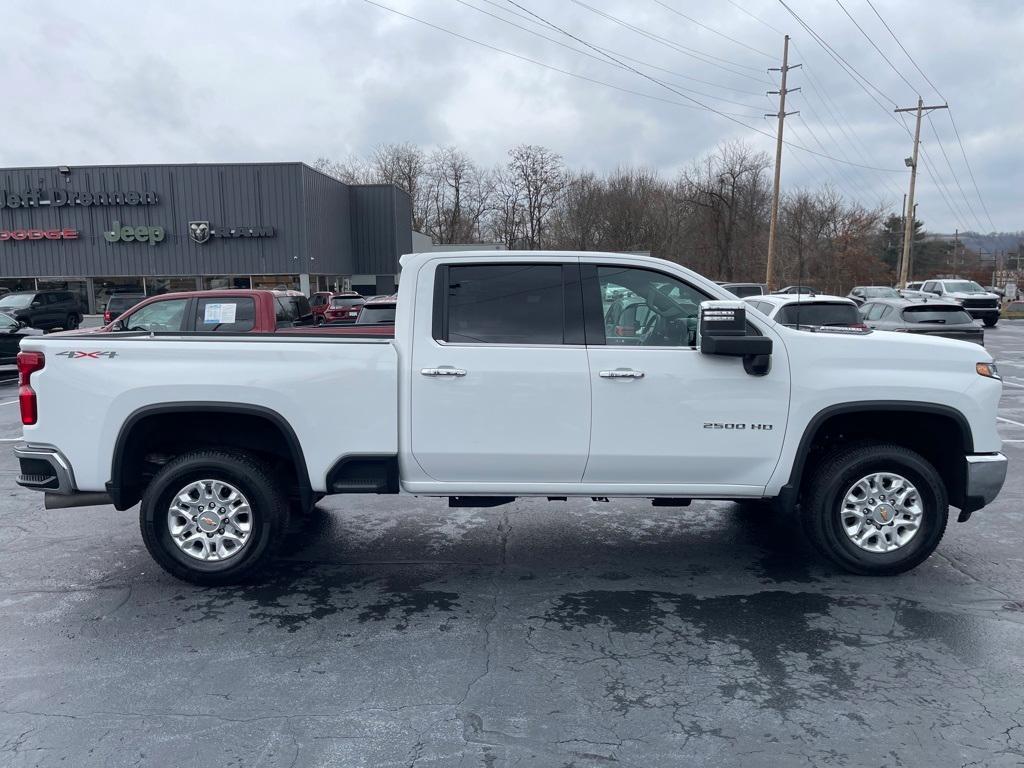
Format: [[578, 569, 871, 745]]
[[103, 221, 165, 245]]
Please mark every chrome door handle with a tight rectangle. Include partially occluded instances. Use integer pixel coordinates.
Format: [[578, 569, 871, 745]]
[[420, 366, 467, 377], [599, 369, 645, 379]]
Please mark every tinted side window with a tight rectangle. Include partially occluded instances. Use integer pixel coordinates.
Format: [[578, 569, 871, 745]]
[[864, 303, 885, 321], [878, 306, 894, 319], [443, 264, 566, 344], [195, 298, 256, 332]]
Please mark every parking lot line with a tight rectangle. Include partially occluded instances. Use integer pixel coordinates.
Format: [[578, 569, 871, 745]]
[[997, 416, 1024, 428], [0, 400, 18, 406], [1001, 379, 1024, 389]]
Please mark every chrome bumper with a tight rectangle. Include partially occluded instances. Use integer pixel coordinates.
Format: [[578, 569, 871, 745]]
[[13, 444, 76, 494], [961, 453, 1007, 517]]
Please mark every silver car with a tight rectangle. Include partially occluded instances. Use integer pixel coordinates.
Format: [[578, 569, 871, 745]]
[[859, 297, 984, 345]]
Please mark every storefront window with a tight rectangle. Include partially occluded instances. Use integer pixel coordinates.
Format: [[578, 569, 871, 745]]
[[0, 278, 37, 295], [252, 274, 299, 291], [203, 276, 251, 290], [95, 277, 145, 312], [37, 279, 89, 311], [146, 276, 199, 296]]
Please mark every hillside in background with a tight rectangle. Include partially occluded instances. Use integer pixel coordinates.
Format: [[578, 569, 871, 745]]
[[933, 231, 1024, 257]]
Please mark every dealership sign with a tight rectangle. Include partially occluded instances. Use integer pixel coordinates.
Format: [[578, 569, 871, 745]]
[[188, 221, 275, 244], [104, 221, 165, 246], [1, 227, 78, 241], [0, 189, 158, 209]]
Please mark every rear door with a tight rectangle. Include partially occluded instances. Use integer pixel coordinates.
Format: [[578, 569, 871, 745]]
[[409, 259, 591, 483]]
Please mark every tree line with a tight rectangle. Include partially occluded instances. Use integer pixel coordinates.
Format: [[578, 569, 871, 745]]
[[314, 140, 990, 293]]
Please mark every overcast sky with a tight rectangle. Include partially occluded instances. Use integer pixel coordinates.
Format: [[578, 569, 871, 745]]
[[3, 0, 1021, 233]]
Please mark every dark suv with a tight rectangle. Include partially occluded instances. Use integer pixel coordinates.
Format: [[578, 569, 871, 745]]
[[0, 290, 84, 331]]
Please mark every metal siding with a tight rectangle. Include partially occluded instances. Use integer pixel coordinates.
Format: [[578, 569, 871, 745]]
[[0, 163, 311, 277], [300, 166, 354, 275], [349, 185, 412, 275]]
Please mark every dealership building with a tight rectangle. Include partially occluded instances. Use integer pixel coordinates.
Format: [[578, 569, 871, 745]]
[[0, 162, 413, 312]]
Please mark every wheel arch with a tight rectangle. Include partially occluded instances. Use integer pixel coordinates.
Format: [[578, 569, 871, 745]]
[[108, 402, 312, 513], [781, 401, 973, 511]]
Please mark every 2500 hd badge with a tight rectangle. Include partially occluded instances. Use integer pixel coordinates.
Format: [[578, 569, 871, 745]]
[[703, 422, 774, 430]]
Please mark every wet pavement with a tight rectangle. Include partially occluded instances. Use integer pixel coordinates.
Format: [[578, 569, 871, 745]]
[[1, 324, 1023, 767]]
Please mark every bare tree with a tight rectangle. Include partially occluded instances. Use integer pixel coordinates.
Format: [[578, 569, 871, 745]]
[[312, 155, 372, 184], [506, 145, 565, 249]]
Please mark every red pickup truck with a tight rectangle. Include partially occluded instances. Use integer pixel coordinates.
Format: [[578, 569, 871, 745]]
[[93, 290, 392, 336]]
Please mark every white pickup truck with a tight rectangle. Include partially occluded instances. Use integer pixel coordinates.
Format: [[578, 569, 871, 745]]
[[14, 251, 1007, 584]]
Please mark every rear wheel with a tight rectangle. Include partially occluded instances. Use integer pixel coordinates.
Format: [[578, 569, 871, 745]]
[[802, 443, 947, 575], [139, 450, 289, 585], [64, 314, 80, 330], [983, 316, 998, 328]]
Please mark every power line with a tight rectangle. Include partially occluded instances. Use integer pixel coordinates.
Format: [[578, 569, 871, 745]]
[[649, 0, 774, 58], [863, 0, 996, 230], [570, 0, 770, 81], [863, 0, 944, 100], [477, 0, 767, 94], [926, 113, 985, 232], [363, 0, 904, 172], [833, 0, 918, 96], [453, 0, 769, 110], [502, 0, 904, 171], [363, 0, 763, 118], [724, 0, 785, 35]]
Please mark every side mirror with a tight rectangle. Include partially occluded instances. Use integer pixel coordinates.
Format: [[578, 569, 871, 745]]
[[30, 301, 42, 309], [698, 301, 772, 376]]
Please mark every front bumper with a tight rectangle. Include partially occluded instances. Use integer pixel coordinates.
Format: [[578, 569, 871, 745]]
[[965, 307, 1000, 320], [960, 452, 1007, 519], [13, 444, 76, 494]]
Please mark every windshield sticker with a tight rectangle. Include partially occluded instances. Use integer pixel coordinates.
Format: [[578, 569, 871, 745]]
[[203, 303, 236, 324]]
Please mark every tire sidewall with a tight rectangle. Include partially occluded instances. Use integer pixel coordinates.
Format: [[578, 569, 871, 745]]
[[817, 450, 947, 573], [141, 453, 282, 583]]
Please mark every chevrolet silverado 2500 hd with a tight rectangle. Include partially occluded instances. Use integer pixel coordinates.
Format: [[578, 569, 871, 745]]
[[13, 251, 1007, 584]]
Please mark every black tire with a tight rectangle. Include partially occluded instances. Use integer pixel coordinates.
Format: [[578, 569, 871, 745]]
[[139, 450, 289, 585], [802, 443, 948, 576], [65, 314, 80, 330], [983, 317, 998, 328]]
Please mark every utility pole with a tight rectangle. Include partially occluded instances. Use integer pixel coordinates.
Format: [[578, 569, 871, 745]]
[[895, 193, 907, 281], [764, 34, 800, 292], [895, 98, 948, 287], [953, 228, 959, 276]]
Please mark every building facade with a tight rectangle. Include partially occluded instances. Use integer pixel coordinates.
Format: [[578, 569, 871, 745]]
[[0, 163, 412, 312]]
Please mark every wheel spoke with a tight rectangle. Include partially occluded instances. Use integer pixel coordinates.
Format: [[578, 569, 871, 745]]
[[167, 479, 253, 563], [837, 471, 924, 554]]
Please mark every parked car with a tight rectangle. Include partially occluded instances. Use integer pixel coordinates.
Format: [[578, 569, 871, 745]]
[[309, 291, 335, 325], [859, 298, 984, 345], [95, 290, 315, 334], [847, 286, 901, 306], [0, 312, 43, 364], [919, 279, 1001, 327], [354, 294, 397, 326], [16, 250, 1006, 585], [745, 294, 866, 331], [719, 282, 767, 298], [103, 293, 146, 324], [773, 285, 818, 295], [0, 290, 83, 331], [323, 294, 366, 324]]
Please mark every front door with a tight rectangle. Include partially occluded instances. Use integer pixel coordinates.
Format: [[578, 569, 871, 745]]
[[583, 263, 790, 491], [410, 261, 591, 484]]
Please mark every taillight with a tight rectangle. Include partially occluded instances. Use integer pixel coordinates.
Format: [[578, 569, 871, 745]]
[[103, 311, 111, 324], [17, 350, 44, 425]]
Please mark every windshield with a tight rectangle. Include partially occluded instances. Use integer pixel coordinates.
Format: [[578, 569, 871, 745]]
[[725, 284, 764, 298], [942, 280, 985, 294], [355, 305, 396, 325], [774, 302, 860, 328], [0, 294, 32, 309], [902, 305, 974, 324], [107, 296, 143, 312], [862, 287, 900, 298]]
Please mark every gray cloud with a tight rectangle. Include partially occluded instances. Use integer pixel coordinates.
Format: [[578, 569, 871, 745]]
[[1, 0, 1021, 233]]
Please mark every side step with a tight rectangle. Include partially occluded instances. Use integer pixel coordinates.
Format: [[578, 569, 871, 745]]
[[448, 496, 515, 508], [326, 456, 399, 494]]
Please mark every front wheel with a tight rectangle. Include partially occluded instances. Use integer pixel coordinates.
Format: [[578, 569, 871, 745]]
[[983, 316, 998, 328], [65, 314, 80, 330], [139, 450, 289, 585], [802, 443, 948, 575]]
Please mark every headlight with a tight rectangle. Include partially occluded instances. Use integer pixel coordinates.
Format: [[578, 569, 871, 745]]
[[954, 297, 965, 304], [976, 362, 1001, 380]]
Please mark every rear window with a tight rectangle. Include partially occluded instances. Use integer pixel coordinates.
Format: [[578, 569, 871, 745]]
[[902, 305, 974, 324], [774, 302, 860, 328], [355, 305, 396, 325], [195, 297, 256, 332], [330, 297, 365, 308], [862, 287, 900, 299], [107, 295, 144, 312], [275, 296, 312, 327], [727, 284, 764, 297]]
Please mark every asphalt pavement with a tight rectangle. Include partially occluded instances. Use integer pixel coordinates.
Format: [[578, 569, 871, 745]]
[[1, 323, 1023, 767]]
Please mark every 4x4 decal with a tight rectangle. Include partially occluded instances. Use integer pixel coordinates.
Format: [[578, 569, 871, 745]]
[[56, 351, 118, 359]]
